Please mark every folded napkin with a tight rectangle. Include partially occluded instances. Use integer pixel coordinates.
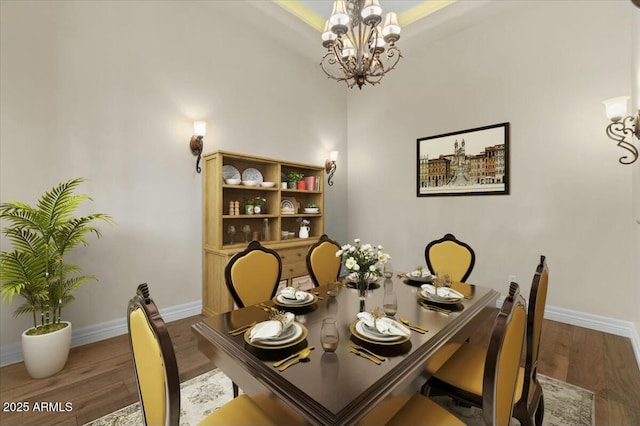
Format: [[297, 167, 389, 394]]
[[249, 312, 295, 342], [356, 312, 411, 337], [280, 287, 308, 301], [421, 284, 463, 300]]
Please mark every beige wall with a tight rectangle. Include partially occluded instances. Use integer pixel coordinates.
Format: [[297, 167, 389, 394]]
[[0, 1, 347, 346], [346, 0, 637, 323]]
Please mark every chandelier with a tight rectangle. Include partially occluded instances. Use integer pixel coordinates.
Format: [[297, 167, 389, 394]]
[[320, 0, 402, 89]]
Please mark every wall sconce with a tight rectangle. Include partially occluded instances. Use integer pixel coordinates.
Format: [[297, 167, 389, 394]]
[[190, 121, 206, 173], [325, 150, 338, 186], [603, 96, 639, 165]]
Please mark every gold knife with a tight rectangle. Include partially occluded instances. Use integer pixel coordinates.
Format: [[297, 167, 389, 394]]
[[349, 348, 382, 365], [273, 346, 315, 368]]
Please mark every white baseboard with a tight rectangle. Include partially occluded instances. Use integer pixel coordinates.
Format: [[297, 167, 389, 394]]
[[495, 297, 640, 371], [0, 300, 202, 367]]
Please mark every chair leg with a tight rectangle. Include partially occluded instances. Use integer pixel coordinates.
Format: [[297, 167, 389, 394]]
[[233, 382, 239, 398], [535, 394, 544, 426]]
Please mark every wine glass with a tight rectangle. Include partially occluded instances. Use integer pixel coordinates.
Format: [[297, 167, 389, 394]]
[[383, 291, 398, 317], [242, 225, 251, 243], [227, 225, 236, 244], [320, 318, 339, 352]]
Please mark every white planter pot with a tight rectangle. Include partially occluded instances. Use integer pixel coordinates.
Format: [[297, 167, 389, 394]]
[[21, 321, 72, 379]]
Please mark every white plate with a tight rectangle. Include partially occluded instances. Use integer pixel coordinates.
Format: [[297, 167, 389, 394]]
[[223, 165, 241, 180], [354, 320, 403, 342], [277, 292, 312, 305], [242, 168, 263, 182]]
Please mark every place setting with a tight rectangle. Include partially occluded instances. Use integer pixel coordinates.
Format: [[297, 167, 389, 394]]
[[272, 286, 318, 310], [242, 310, 308, 353], [348, 308, 416, 354], [398, 266, 435, 286], [417, 275, 466, 314]]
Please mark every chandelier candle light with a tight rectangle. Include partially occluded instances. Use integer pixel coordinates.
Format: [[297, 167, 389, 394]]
[[321, 0, 402, 89]]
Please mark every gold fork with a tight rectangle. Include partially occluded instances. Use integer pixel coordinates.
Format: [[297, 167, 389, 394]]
[[349, 342, 386, 361]]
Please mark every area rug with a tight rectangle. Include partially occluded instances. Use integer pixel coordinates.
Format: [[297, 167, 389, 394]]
[[85, 371, 594, 426]]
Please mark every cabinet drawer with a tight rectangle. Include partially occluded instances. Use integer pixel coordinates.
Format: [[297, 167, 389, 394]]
[[278, 246, 310, 278], [278, 246, 308, 264]]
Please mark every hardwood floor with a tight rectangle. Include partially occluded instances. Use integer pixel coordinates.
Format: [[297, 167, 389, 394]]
[[1, 317, 638, 425]]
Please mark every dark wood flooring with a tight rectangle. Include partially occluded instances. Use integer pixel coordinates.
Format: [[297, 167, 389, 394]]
[[1, 317, 639, 425]]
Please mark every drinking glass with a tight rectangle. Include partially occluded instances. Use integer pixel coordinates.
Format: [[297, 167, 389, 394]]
[[320, 318, 339, 352], [383, 291, 398, 317], [326, 281, 338, 297], [227, 225, 236, 244], [242, 225, 251, 243]]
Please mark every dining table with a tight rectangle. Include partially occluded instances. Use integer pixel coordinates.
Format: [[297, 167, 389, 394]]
[[192, 275, 500, 426]]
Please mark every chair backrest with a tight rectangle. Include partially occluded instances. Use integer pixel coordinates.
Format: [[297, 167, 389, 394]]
[[483, 282, 527, 426], [306, 234, 341, 287], [522, 255, 549, 402], [225, 240, 282, 308], [425, 233, 476, 282], [127, 283, 180, 426]]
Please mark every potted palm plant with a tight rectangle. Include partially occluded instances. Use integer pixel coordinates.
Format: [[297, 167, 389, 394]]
[[0, 178, 112, 378]]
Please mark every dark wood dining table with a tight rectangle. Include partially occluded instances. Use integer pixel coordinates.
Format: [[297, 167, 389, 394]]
[[192, 276, 499, 426]]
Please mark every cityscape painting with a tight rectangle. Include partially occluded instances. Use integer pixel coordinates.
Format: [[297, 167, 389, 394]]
[[416, 122, 510, 197]]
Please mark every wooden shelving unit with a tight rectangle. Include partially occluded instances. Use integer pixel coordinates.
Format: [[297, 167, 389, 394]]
[[202, 150, 324, 316]]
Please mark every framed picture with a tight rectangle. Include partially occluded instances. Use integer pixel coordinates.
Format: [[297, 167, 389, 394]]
[[417, 122, 510, 197]]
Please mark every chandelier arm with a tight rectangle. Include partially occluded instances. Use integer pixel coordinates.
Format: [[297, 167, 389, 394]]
[[320, 51, 344, 81], [382, 45, 403, 73], [605, 117, 639, 165]]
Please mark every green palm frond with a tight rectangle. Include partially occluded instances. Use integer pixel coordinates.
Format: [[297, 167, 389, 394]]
[[36, 178, 86, 230], [0, 201, 43, 232], [54, 214, 112, 255], [2, 228, 44, 257]]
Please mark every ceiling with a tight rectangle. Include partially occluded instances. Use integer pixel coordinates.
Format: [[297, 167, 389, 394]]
[[273, 0, 457, 32]]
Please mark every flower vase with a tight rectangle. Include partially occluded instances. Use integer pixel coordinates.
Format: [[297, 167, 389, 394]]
[[357, 276, 368, 300]]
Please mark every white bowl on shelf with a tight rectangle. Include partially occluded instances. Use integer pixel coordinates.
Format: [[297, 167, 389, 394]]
[[225, 178, 241, 185], [260, 181, 275, 188], [303, 208, 319, 214], [242, 180, 259, 187]]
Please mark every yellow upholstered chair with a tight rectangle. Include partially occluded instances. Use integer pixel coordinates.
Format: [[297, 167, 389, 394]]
[[127, 283, 286, 426], [224, 240, 282, 308], [425, 233, 476, 282], [384, 283, 527, 426], [306, 234, 341, 287], [425, 256, 549, 426]]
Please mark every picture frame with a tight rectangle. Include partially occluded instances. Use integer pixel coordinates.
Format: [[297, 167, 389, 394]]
[[417, 122, 510, 197]]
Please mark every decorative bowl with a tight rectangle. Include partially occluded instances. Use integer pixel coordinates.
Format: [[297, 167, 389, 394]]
[[303, 208, 319, 214], [225, 178, 241, 185], [242, 180, 259, 187], [260, 181, 276, 188]]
